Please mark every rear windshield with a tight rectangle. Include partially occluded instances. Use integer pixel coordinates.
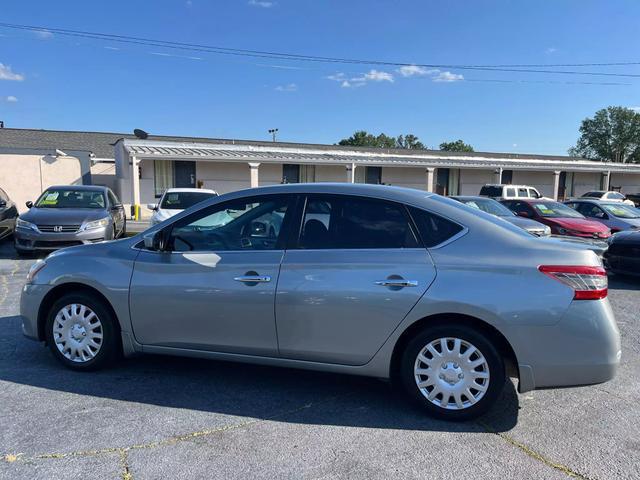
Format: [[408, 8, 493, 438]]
[[160, 191, 217, 210], [458, 198, 514, 217], [533, 202, 584, 218], [479, 186, 502, 197], [35, 189, 105, 209], [582, 191, 603, 198]]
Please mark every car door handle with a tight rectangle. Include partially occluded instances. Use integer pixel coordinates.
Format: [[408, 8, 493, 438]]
[[234, 275, 272, 283], [375, 280, 418, 287]]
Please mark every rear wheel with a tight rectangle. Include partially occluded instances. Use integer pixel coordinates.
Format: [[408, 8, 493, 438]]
[[45, 292, 119, 371], [400, 324, 505, 421]]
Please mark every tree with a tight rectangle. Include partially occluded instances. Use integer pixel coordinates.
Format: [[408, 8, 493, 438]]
[[571, 106, 640, 163], [439, 140, 474, 152], [338, 131, 426, 149]]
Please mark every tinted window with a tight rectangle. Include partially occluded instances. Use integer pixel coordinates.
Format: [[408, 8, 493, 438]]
[[503, 201, 533, 217], [506, 188, 516, 197], [479, 186, 502, 197], [107, 190, 120, 207], [409, 207, 464, 248], [298, 195, 418, 249], [517, 188, 529, 197], [35, 189, 105, 209], [169, 195, 290, 252], [160, 191, 216, 210], [582, 191, 602, 198]]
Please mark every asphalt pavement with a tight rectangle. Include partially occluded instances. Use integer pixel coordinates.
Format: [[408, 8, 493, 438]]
[[0, 239, 638, 479]]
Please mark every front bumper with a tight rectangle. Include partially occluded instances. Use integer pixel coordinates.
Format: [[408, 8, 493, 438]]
[[20, 283, 53, 340], [14, 226, 109, 251], [510, 298, 621, 393]]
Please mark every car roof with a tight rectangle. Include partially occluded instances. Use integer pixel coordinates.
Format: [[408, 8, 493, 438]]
[[452, 195, 495, 201], [164, 188, 217, 194], [46, 185, 108, 192]]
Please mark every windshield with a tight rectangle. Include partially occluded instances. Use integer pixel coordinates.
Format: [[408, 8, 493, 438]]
[[602, 204, 640, 219], [460, 198, 514, 217], [160, 191, 216, 210], [35, 189, 105, 209], [479, 186, 502, 197], [533, 202, 585, 218]]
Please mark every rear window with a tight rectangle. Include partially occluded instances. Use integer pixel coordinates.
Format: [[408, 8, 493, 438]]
[[479, 186, 502, 197], [582, 191, 602, 198], [408, 207, 464, 248], [160, 191, 217, 210]]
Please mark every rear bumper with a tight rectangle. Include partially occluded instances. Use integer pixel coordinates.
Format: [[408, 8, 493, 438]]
[[512, 298, 621, 393], [14, 226, 110, 251]]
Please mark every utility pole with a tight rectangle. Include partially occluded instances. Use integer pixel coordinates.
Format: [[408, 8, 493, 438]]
[[268, 128, 278, 142]]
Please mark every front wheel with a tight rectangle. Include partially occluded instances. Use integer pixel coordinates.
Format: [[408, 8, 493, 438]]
[[399, 324, 505, 421], [45, 293, 120, 371]]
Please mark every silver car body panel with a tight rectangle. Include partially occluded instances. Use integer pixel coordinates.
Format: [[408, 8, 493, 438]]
[[20, 183, 620, 394]]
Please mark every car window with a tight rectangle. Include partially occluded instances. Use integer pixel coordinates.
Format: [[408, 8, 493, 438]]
[[479, 186, 502, 197], [161, 191, 216, 210], [298, 195, 418, 249], [408, 207, 464, 248], [169, 195, 290, 252], [506, 187, 516, 197], [517, 188, 529, 198], [528, 188, 541, 198], [580, 204, 605, 218], [107, 190, 120, 207], [582, 191, 601, 198], [460, 198, 514, 217], [0, 188, 8, 202], [601, 204, 640, 219], [532, 201, 584, 218], [607, 192, 624, 200]]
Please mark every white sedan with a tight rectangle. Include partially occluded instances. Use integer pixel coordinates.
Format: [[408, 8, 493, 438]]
[[580, 190, 635, 206], [148, 188, 218, 226]]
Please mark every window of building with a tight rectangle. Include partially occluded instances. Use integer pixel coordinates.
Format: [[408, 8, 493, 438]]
[[154, 160, 174, 197], [298, 195, 418, 249], [282, 164, 300, 183], [502, 170, 513, 184], [365, 166, 382, 184]]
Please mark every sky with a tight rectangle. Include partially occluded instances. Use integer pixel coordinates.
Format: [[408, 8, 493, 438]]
[[0, 0, 639, 155]]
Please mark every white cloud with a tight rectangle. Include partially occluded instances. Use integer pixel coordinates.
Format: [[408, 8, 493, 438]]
[[327, 69, 394, 88], [397, 65, 438, 77], [0, 63, 24, 81], [433, 71, 464, 82], [35, 30, 53, 40], [5, 95, 18, 102], [275, 83, 297, 92], [249, 0, 275, 7], [545, 47, 557, 54]]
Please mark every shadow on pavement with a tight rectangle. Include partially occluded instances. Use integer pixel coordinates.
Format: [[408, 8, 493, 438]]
[[0, 315, 519, 433]]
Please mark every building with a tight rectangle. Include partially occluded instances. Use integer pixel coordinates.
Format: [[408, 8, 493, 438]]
[[2, 127, 640, 217]]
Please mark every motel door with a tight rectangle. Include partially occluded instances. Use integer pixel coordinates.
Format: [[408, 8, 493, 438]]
[[175, 161, 196, 188]]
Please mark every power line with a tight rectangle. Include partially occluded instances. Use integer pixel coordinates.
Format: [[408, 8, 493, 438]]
[[2, 22, 640, 79]]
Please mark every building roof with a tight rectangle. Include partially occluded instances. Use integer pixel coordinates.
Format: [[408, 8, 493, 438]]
[[0, 126, 589, 162]]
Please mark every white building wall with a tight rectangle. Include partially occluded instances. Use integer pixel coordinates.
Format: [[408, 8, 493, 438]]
[[316, 165, 347, 182], [571, 172, 601, 197], [196, 161, 281, 194], [511, 170, 555, 197], [609, 173, 640, 194], [381, 167, 426, 190], [459, 169, 494, 195]]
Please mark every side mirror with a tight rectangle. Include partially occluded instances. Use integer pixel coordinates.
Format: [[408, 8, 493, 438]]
[[25, 201, 33, 209], [143, 230, 163, 251], [147, 203, 158, 211]]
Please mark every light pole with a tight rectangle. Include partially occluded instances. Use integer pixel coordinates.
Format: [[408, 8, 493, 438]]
[[268, 128, 278, 142]]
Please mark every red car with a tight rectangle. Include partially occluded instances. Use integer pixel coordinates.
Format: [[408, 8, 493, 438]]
[[501, 199, 611, 239]]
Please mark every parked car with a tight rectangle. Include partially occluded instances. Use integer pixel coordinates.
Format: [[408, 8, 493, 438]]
[[604, 230, 640, 276], [564, 200, 640, 233], [148, 188, 218, 226], [451, 195, 551, 236], [0, 187, 18, 240], [501, 199, 611, 240], [579, 190, 635, 206], [479, 184, 543, 200], [20, 184, 620, 420], [15, 185, 126, 255], [623, 192, 640, 207]]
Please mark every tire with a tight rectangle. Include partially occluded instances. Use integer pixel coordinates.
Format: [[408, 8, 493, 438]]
[[399, 324, 505, 421], [45, 292, 120, 371]]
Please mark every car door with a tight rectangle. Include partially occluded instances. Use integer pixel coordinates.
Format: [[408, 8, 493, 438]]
[[129, 193, 295, 355], [275, 194, 437, 366]]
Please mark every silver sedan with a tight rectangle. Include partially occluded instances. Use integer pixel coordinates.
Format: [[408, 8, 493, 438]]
[[20, 183, 620, 420]]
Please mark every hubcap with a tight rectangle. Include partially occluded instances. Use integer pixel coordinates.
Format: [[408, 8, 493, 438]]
[[414, 337, 490, 410], [53, 304, 103, 363]]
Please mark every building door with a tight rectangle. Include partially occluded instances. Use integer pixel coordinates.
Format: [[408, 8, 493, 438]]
[[365, 166, 382, 184], [436, 168, 450, 195], [175, 161, 196, 188]]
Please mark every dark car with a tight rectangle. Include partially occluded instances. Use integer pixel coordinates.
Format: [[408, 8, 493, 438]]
[[14, 185, 126, 254], [605, 230, 640, 276], [451, 195, 550, 236], [501, 199, 611, 240], [0, 187, 18, 240]]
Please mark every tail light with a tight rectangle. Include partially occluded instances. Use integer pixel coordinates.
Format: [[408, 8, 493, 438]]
[[538, 265, 608, 300]]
